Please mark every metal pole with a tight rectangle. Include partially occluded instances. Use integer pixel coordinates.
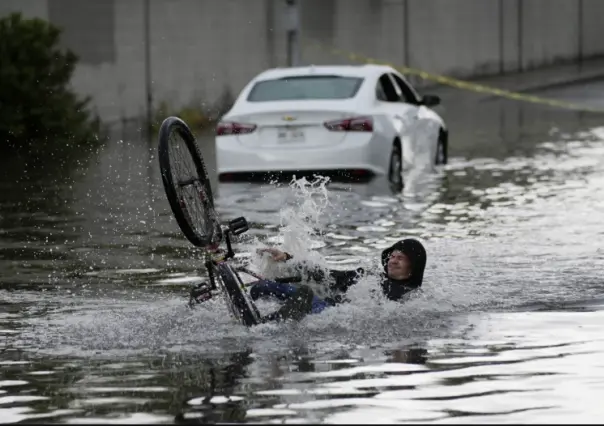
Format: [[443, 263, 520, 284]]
[[578, 0, 584, 64], [144, 0, 153, 140], [285, 0, 300, 67], [499, 0, 504, 74], [517, 0, 523, 72]]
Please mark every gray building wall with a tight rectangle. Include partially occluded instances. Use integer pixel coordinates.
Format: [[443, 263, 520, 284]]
[[2, 0, 604, 125]]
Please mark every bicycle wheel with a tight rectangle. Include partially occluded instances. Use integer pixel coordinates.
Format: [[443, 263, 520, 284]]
[[158, 117, 221, 247], [216, 263, 261, 327]]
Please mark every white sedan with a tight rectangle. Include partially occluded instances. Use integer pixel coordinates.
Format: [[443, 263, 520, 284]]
[[215, 64, 448, 187]]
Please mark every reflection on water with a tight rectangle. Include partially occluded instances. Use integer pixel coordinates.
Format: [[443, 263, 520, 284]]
[[1, 81, 604, 423], [2, 309, 604, 423]]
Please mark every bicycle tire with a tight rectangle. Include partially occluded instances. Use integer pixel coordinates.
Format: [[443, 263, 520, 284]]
[[216, 263, 261, 327], [158, 116, 220, 247]]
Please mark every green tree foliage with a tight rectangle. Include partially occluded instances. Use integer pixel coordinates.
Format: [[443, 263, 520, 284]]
[[0, 12, 101, 152]]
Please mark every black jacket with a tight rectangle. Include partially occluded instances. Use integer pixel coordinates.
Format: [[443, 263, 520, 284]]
[[286, 238, 427, 303]]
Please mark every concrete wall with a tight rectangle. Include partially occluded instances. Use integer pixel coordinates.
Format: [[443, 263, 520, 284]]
[[2, 0, 604, 125]]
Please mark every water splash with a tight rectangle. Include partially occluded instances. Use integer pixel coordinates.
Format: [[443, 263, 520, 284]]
[[279, 176, 332, 259], [247, 176, 336, 290]]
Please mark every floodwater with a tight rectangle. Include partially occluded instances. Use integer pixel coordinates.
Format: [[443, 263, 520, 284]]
[[1, 79, 604, 423]]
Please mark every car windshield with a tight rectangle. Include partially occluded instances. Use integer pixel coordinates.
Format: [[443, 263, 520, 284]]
[[246, 75, 364, 102]]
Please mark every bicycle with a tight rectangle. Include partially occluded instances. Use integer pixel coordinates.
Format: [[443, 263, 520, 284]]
[[157, 116, 302, 327]]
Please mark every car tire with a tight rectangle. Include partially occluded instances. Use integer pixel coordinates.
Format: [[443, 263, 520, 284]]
[[435, 131, 448, 165], [388, 142, 403, 190]]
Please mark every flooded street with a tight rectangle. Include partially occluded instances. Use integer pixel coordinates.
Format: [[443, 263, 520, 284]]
[[2, 80, 604, 423]]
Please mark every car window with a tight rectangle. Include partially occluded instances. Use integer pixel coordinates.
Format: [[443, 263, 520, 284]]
[[247, 75, 364, 102], [376, 81, 388, 101], [376, 73, 401, 102], [389, 73, 419, 105]]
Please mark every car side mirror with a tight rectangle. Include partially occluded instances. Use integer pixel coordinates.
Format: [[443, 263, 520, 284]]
[[420, 94, 440, 107]]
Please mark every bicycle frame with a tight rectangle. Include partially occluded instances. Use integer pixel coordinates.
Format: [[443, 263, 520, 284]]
[[187, 216, 302, 311], [188, 217, 247, 300]]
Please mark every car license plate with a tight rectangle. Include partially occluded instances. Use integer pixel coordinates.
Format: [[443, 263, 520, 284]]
[[277, 127, 305, 143]]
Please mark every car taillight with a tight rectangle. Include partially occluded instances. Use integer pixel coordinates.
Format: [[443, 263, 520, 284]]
[[324, 116, 373, 132], [216, 121, 257, 136]]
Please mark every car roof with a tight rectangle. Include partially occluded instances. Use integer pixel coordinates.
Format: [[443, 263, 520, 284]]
[[252, 64, 396, 81]]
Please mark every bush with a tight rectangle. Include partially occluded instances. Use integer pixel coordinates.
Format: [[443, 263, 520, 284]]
[[151, 101, 214, 136], [0, 12, 100, 152], [151, 89, 235, 136]]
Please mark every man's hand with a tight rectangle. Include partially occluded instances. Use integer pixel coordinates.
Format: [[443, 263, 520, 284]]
[[257, 247, 290, 262]]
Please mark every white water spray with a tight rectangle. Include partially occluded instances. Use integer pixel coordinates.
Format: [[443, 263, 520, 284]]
[[278, 176, 331, 261], [247, 176, 337, 296]]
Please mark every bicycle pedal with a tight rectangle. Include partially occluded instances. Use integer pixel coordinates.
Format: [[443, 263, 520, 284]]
[[190, 282, 213, 304]]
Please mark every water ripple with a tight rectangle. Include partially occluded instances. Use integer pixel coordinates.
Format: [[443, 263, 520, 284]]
[[2, 94, 604, 422]]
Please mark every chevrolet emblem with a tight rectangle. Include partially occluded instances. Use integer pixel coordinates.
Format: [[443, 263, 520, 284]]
[[282, 115, 297, 121]]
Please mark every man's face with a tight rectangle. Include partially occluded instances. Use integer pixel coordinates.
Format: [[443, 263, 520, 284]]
[[387, 250, 412, 280]]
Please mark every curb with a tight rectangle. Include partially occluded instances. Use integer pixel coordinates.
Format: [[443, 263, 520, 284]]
[[476, 71, 604, 104], [516, 73, 604, 94], [423, 57, 604, 106]]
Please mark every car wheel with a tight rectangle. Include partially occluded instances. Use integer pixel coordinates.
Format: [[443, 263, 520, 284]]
[[435, 132, 448, 165], [388, 142, 403, 190]]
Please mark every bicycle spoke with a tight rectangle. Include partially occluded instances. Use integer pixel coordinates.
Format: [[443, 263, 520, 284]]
[[168, 130, 211, 238]]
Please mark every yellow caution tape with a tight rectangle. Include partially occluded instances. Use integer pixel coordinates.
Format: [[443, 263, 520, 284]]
[[305, 39, 604, 114]]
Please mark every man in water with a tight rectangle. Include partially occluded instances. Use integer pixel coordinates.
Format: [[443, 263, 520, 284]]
[[250, 238, 427, 323]]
